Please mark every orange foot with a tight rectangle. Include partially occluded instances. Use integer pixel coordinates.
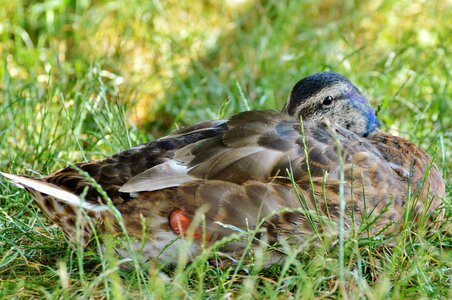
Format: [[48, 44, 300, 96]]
[[169, 209, 202, 239]]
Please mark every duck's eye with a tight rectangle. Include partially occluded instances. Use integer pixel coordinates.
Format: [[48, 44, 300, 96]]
[[322, 96, 334, 106]]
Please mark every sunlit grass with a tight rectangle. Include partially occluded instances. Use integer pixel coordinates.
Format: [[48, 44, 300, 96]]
[[0, 0, 450, 298]]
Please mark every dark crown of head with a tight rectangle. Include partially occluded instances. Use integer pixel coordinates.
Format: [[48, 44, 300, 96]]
[[286, 72, 358, 115]]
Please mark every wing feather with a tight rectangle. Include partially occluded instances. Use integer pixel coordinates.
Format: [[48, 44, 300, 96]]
[[119, 160, 197, 193]]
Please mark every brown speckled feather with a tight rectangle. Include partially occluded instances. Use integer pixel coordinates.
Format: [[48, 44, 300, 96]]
[[369, 132, 445, 201]]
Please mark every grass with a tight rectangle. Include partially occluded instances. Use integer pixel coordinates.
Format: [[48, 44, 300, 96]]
[[0, 0, 451, 298]]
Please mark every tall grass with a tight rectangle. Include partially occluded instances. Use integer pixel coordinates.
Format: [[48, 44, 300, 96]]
[[0, 0, 450, 298]]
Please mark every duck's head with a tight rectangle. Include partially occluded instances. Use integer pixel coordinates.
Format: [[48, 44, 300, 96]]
[[283, 72, 380, 137]]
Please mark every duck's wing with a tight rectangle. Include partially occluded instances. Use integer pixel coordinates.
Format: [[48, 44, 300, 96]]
[[120, 110, 393, 193], [122, 110, 445, 218]]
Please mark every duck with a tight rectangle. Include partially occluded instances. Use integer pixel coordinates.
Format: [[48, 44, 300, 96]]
[[1, 72, 445, 266]]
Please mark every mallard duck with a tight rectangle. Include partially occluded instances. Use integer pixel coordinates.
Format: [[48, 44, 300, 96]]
[[1, 72, 445, 265]]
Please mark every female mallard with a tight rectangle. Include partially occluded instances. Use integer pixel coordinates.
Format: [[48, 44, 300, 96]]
[[1, 72, 445, 265]]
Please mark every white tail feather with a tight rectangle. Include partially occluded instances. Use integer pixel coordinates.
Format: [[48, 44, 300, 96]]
[[0, 172, 109, 212]]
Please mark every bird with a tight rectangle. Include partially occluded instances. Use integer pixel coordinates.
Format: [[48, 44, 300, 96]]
[[1, 72, 445, 266]]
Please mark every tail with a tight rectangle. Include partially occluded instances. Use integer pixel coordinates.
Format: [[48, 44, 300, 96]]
[[0, 172, 109, 212]]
